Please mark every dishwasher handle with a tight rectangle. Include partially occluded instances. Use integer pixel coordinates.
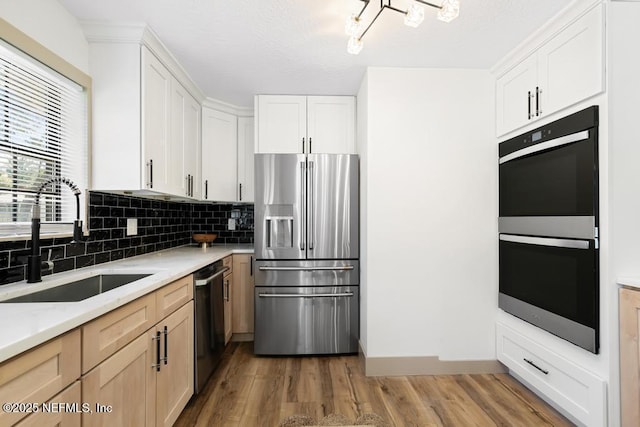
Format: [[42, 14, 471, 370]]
[[194, 266, 230, 287], [258, 292, 354, 298]]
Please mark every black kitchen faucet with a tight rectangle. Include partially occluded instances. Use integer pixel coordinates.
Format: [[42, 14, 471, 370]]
[[27, 177, 84, 283]]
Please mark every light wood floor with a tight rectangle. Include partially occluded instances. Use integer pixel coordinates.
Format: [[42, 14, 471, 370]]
[[175, 342, 574, 427]]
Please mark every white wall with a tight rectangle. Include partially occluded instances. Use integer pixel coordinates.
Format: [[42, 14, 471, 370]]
[[357, 71, 370, 352], [358, 67, 497, 360], [608, 3, 640, 426], [0, 0, 89, 73]]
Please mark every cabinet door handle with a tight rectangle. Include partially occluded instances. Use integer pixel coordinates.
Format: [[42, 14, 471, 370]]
[[537, 87, 542, 115], [250, 256, 253, 276], [224, 279, 230, 302], [205, 180, 208, 199], [163, 326, 168, 365], [152, 331, 161, 372], [190, 175, 193, 197], [527, 91, 532, 120], [186, 175, 190, 196], [309, 137, 312, 153], [302, 137, 305, 154], [147, 159, 153, 189], [239, 183, 242, 201]]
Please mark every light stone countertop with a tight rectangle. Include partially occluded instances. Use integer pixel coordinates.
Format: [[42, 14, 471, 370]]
[[0, 244, 254, 363], [617, 277, 640, 290]]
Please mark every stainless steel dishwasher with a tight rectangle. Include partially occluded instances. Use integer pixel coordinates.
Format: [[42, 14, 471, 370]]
[[193, 260, 229, 393]]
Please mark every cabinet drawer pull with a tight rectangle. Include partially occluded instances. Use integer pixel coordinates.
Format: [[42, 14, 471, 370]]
[[524, 357, 549, 375]]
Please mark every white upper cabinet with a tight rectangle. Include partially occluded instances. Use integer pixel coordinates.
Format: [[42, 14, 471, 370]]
[[170, 76, 201, 199], [141, 47, 172, 193], [496, 3, 604, 136], [496, 56, 538, 135], [86, 24, 203, 198], [537, 4, 604, 116], [255, 95, 356, 154], [237, 117, 255, 203], [256, 95, 307, 153], [201, 108, 238, 202]]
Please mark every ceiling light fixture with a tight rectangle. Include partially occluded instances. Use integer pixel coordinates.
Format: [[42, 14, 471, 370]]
[[345, 0, 460, 55]]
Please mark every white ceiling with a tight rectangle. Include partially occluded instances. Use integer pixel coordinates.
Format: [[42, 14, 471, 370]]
[[58, 0, 573, 108]]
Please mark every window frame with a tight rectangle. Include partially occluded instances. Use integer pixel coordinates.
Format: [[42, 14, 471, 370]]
[[0, 18, 91, 241]]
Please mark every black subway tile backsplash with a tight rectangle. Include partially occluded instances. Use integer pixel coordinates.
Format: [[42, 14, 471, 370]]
[[0, 191, 254, 286]]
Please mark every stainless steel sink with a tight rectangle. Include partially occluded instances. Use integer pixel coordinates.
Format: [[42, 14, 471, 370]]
[[1, 273, 152, 303]]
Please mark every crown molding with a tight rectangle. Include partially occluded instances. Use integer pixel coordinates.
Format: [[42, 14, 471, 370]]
[[80, 21, 205, 103], [202, 97, 254, 117]]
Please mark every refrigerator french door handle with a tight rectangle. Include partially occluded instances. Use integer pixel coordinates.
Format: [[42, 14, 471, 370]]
[[309, 161, 314, 250], [300, 161, 306, 251]]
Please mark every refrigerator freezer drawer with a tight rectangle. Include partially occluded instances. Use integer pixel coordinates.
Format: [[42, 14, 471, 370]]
[[254, 286, 359, 355]]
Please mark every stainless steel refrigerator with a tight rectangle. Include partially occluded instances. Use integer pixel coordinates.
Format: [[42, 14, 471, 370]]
[[254, 153, 359, 355]]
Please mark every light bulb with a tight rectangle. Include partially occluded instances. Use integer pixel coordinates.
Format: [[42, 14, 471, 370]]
[[347, 36, 363, 55], [437, 0, 460, 23], [345, 13, 362, 37], [404, 3, 425, 28]]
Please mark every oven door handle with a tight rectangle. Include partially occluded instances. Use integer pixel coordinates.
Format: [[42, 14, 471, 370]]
[[499, 130, 590, 164], [499, 234, 591, 250], [258, 266, 355, 271], [258, 292, 354, 298], [194, 266, 230, 286]]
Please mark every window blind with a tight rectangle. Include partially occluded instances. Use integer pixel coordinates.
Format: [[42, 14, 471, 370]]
[[0, 39, 87, 236]]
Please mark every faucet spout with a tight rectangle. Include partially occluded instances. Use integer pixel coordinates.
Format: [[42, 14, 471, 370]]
[[27, 177, 83, 283]]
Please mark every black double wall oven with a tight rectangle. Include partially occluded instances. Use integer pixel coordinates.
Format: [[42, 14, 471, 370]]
[[498, 106, 599, 353]]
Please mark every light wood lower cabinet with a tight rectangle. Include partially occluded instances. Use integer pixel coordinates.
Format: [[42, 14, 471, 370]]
[[156, 301, 194, 427], [232, 254, 254, 336], [16, 381, 82, 427], [223, 258, 233, 345], [156, 275, 193, 321], [620, 287, 640, 426], [82, 293, 157, 373], [82, 331, 156, 426], [0, 329, 81, 426], [83, 300, 194, 427]]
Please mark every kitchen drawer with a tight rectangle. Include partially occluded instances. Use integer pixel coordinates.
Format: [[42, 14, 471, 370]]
[[496, 322, 605, 426], [82, 293, 156, 373], [156, 274, 193, 320], [16, 381, 81, 427], [0, 329, 80, 426], [223, 256, 233, 276]]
